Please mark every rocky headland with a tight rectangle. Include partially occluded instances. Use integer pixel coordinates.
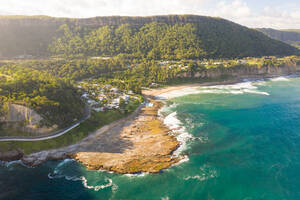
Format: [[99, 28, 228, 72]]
[[1, 96, 182, 174]]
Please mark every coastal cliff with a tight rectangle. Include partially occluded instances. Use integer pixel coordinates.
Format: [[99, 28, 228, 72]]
[[4, 104, 42, 124], [178, 63, 300, 79], [0, 104, 55, 135]]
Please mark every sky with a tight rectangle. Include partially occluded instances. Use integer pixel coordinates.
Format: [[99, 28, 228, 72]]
[[0, 0, 300, 29]]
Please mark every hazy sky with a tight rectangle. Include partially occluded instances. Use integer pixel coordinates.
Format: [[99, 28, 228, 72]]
[[0, 0, 300, 29]]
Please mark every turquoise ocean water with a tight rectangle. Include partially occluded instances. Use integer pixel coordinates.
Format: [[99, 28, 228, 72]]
[[1, 76, 300, 200]]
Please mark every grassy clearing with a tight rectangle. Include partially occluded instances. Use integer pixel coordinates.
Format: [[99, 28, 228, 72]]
[[0, 100, 140, 155], [0, 125, 37, 137]]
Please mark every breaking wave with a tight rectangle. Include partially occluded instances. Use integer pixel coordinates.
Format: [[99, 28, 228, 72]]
[[124, 172, 149, 178], [270, 77, 290, 82], [163, 112, 194, 156], [0, 160, 33, 169], [48, 159, 117, 192], [48, 173, 115, 192], [156, 81, 270, 100]]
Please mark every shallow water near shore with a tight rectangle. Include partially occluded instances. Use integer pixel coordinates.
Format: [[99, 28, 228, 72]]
[[2, 77, 300, 199]]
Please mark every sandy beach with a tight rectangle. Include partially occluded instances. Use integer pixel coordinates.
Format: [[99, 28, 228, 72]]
[[143, 79, 241, 98]]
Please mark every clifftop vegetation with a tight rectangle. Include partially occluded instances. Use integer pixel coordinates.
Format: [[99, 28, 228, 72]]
[[0, 65, 85, 128]]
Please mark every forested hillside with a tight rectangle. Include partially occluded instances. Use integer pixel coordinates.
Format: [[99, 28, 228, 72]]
[[0, 65, 85, 128], [258, 28, 300, 49], [0, 15, 299, 59]]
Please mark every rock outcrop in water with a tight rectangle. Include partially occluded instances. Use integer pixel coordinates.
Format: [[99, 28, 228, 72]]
[[0, 149, 24, 161]]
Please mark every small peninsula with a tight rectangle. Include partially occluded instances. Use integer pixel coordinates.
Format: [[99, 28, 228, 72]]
[[18, 94, 183, 173]]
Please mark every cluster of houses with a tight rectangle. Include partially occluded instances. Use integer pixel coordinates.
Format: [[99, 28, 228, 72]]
[[159, 59, 249, 71], [78, 82, 135, 112], [200, 59, 247, 66]]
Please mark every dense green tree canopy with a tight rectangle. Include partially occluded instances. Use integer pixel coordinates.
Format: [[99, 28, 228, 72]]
[[49, 22, 299, 59], [0, 65, 84, 127], [0, 15, 299, 58]]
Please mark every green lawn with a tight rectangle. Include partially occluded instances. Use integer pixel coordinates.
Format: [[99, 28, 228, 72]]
[[0, 100, 141, 155], [0, 125, 38, 137]]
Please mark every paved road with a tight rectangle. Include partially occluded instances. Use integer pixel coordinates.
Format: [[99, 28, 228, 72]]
[[0, 105, 91, 142]]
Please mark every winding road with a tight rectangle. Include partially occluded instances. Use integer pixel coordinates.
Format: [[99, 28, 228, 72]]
[[0, 105, 91, 142]]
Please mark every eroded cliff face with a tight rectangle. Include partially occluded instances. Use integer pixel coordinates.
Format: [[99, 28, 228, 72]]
[[4, 104, 42, 124], [1, 104, 55, 134], [178, 64, 300, 79]]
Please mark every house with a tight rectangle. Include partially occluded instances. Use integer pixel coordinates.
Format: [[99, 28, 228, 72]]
[[93, 107, 105, 112], [213, 62, 222, 65], [123, 95, 130, 102], [237, 60, 247, 64], [91, 56, 111, 60], [87, 99, 97, 106], [160, 61, 169, 65], [105, 105, 113, 110], [103, 84, 112, 89], [182, 66, 189, 69], [110, 88, 119, 93], [150, 83, 159, 88], [112, 98, 120, 105], [81, 93, 89, 98], [98, 96, 106, 101], [128, 90, 134, 95]]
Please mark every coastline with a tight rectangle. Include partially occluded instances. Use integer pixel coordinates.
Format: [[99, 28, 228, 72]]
[[15, 96, 182, 174], [143, 79, 241, 98], [1, 74, 298, 173]]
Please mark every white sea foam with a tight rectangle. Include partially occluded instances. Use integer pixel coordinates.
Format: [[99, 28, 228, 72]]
[[183, 175, 208, 181], [171, 155, 189, 167], [124, 172, 149, 178], [48, 172, 115, 191], [0, 160, 34, 169], [158, 80, 270, 169], [163, 112, 194, 156], [1, 160, 22, 168], [183, 164, 218, 182], [96, 169, 115, 174], [65, 176, 115, 191], [81, 177, 113, 191], [52, 159, 75, 174], [56, 158, 75, 168], [48, 159, 116, 191], [156, 81, 270, 100], [270, 76, 290, 82]]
